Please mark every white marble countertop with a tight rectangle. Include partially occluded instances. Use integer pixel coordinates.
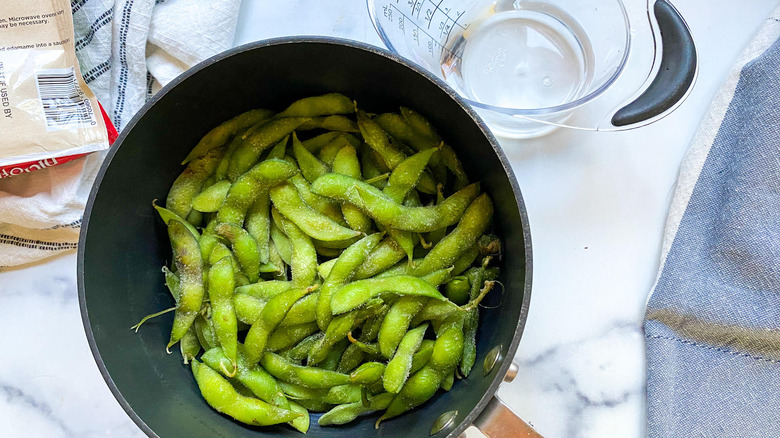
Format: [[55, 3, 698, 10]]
[[1, 1, 778, 437]]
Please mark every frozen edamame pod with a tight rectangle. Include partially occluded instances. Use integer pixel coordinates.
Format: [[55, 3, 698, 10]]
[[270, 183, 360, 242], [278, 93, 354, 118], [292, 132, 330, 183], [228, 117, 309, 181], [208, 257, 238, 369], [183, 109, 275, 164], [383, 323, 429, 393], [316, 233, 384, 330], [214, 223, 261, 283], [261, 352, 351, 389], [272, 208, 318, 287], [299, 115, 359, 132], [244, 285, 317, 365], [330, 275, 447, 315], [217, 158, 299, 228], [167, 146, 225, 219], [318, 392, 394, 426], [191, 361, 300, 426], [166, 219, 205, 350], [412, 193, 493, 276], [191, 180, 231, 212], [332, 145, 372, 233]]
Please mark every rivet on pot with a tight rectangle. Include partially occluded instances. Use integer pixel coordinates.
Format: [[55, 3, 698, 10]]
[[430, 410, 458, 435], [483, 345, 503, 376]]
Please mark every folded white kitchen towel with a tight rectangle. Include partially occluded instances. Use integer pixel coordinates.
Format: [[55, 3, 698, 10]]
[[0, 0, 241, 268]]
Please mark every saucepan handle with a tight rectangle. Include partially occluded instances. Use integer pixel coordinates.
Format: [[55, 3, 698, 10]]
[[470, 361, 544, 438], [611, 0, 697, 127]]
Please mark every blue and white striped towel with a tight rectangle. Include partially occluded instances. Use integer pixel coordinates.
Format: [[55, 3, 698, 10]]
[[645, 7, 780, 437], [0, 0, 240, 267]]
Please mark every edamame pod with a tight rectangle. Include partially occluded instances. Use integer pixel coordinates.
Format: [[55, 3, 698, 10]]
[[330, 275, 446, 315], [183, 109, 274, 164], [191, 361, 300, 426], [166, 219, 205, 349], [228, 117, 309, 180], [270, 183, 360, 242]]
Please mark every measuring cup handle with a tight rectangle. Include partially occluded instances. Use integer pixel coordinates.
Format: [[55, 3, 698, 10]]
[[610, 0, 697, 127]]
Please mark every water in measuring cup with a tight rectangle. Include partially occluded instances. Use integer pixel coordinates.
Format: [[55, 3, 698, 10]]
[[442, 8, 593, 110]]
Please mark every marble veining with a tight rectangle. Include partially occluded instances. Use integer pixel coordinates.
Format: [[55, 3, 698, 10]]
[[2, 1, 780, 437]]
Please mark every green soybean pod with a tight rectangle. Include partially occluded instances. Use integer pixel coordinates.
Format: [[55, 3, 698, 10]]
[[287, 401, 310, 433], [289, 174, 346, 226], [194, 314, 219, 352], [208, 257, 238, 369], [310, 173, 479, 232], [318, 392, 394, 426], [379, 314, 465, 424], [201, 346, 290, 410], [357, 109, 406, 170], [166, 219, 205, 349], [330, 275, 447, 315], [243, 285, 317, 365], [460, 258, 490, 377], [214, 223, 261, 283], [270, 219, 293, 266], [353, 182, 480, 233], [322, 384, 363, 405], [278, 93, 354, 118], [319, 338, 350, 372], [445, 276, 471, 305], [183, 109, 275, 164], [233, 293, 266, 325], [217, 158, 299, 229], [154, 203, 199, 240], [299, 115, 359, 132], [270, 183, 360, 242], [261, 352, 351, 389], [279, 292, 319, 327], [244, 193, 271, 260], [318, 134, 360, 166], [451, 245, 479, 276], [317, 258, 338, 280], [273, 209, 318, 287], [383, 323, 429, 393], [425, 184, 447, 245], [412, 193, 493, 277], [191, 361, 300, 426], [191, 180, 231, 212], [349, 362, 386, 386], [179, 324, 201, 364], [378, 296, 426, 358], [284, 332, 324, 362], [228, 117, 309, 181], [336, 344, 366, 374], [316, 232, 384, 330], [333, 145, 372, 233], [265, 135, 289, 160], [352, 237, 406, 280], [166, 146, 226, 219], [292, 132, 330, 183], [235, 280, 293, 300], [302, 131, 342, 153], [309, 300, 381, 366], [383, 147, 439, 204], [266, 321, 320, 352], [410, 340, 435, 374]]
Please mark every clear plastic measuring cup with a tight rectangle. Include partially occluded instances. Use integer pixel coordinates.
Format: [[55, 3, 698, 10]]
[[367, 0, 697, 138]]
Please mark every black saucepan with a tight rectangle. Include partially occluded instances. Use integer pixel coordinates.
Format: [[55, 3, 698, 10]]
[[78, 37, 533, 438]]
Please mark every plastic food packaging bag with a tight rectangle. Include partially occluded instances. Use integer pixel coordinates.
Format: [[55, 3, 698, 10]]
[[0, 0, 116, 179]]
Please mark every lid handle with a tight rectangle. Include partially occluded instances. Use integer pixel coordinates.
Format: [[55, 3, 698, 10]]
[[611, 0, 697, 126]]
